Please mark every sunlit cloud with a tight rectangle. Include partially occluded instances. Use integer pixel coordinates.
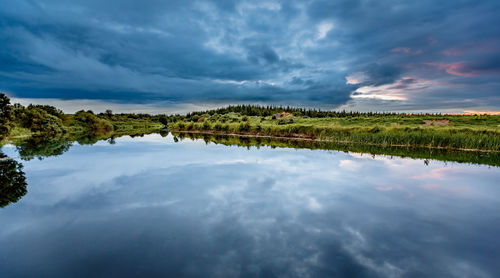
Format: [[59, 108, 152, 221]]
[[462, 110, 500, 115], [425, 61, 500, 77], [345, 72, 368, 85], [426, 62, 479, 77]]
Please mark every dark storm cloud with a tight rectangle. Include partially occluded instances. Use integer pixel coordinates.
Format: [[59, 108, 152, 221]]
[[0, 0, 499, 110], [361, 63, 403, 86], [246, 44, 280, 65]]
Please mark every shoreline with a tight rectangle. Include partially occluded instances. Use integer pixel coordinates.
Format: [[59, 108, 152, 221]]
[[172, 129, 500, 153]]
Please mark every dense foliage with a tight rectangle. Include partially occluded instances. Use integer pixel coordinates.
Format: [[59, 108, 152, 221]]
[[20, 107, 67, 134], [0, 94, 13, 138], [0, 94, 162, 139], [73, 110, 114, 132], [183, 105, 437, 118]]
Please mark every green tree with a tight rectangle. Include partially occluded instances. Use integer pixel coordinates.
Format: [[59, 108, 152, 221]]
[[105, 109, 113, 118], [22, 107, 66, 134], [27, 104, 64, 119], [158, 115, 169, 127], [0, 93, 13, 137], [73, 110, 113, 132]]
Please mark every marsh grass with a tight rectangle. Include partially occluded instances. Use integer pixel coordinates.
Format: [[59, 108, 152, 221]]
[[169, 113, 500, 151]]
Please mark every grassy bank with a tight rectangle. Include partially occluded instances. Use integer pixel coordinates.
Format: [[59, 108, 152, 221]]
[[167, 106, 500, 151], [3, 117, 163, 144], [0, 93, 164, 144], [1, 94, 499, 151]]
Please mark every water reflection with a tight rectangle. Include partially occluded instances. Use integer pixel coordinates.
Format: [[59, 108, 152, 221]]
[[4, 130, 500, 166], [0, 134, 499, 277], [173, 132, 500, 167], [0, 152, 27, 207], [16, 136, 73, 161]]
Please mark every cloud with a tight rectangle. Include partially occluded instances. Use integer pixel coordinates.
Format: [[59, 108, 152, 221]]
[[361, 63, 403, 86], [317, 21, 334, 40], [0, 0, 499, 111], [425, 60, 500, 77]]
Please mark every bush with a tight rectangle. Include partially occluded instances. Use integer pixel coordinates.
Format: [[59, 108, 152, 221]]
[[158, 115, 169, 126], [22, 108, 66, 134], [238, 121, 251, 132], [202, 121, 211, 130], [72, 111, 113, 132], [27, 104, 64, 119], [277, 118, 294, 125]]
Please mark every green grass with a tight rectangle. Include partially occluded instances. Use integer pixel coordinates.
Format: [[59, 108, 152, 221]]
[[168, 113, 500, 151], [2, 117, 164, 146]]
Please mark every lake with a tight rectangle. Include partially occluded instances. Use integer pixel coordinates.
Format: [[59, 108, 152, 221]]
[[1, 133, 499, 277]]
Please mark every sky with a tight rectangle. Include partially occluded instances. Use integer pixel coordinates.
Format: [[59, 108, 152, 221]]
[[1, 0, 500, 113]]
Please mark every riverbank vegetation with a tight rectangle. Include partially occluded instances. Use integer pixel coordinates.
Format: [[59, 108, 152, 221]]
[[1, 94, 500, 151], [173, 132, 500, 167], [167, 105, 500, 151], [0, 94, 163, 142]]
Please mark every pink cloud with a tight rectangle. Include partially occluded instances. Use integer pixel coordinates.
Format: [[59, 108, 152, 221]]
[[391, 47, 423, 55], [425, 62, 479, 77], [420, 182, 482, 199], [442, 40, 499, 57], [412, 167, 469, 180], [391, 47, 411, 54], [443, 48, 465, 56]]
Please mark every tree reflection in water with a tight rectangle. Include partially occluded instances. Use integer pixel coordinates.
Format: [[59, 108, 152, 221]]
[[0, 152, 27, 208], [16, 136, 73, 161]]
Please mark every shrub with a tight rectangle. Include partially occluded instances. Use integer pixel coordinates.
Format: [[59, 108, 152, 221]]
[[202, 121, 211, 130], [238, 121, 251, 132], [158, 115, 169, 126], [72, 111, 113, 132], [27, 104, 64, 119], [22, 108, 66, 134]]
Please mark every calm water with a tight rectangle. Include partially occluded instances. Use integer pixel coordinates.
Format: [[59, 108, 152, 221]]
[[1, 134, 499, 278]]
